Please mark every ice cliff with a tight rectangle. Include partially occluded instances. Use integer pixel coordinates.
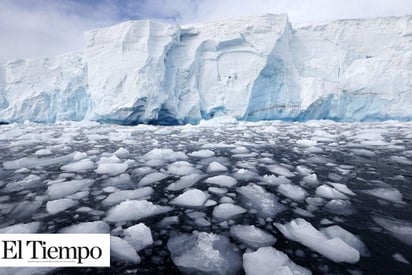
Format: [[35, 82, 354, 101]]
[[0, 14, 411, 124]]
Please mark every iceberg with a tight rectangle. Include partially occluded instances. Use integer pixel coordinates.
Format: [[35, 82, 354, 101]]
[[1, 14, 411, 124]]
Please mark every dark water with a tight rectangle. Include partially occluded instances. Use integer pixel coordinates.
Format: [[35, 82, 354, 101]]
[[0, 121, 411, 274]]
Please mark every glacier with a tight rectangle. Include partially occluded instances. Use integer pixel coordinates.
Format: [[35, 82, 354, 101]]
[[0, 14, 411, 124]]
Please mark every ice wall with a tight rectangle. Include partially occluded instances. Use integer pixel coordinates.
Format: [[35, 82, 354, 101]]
[[292, 15, 412, 121], [0, 53, 88, 123], [0, 14, 411, 124]]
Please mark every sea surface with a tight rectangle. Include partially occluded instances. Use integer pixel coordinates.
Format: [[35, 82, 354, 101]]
[[0, 120, 411, 274]]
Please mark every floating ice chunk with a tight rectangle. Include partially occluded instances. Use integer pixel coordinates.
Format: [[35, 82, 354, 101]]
[[204, 175, 237, 188], [95, 162, 128, 176], [3, 152, 78, 170], [98, 155, 121, 163], [114, 147, 129, 158], [392, 253, 410, 264], [243, 246, 311, 275], [68, 190, 89, 200], [154, 128, 173, 135], [110, 236, 141, 264], [124, 223, 153, 252], [15, 168, 30, 173], [231, 146, 249, 154], [233, 169, 259, 181], [170, 189, 209, 208], [47, 179, 94, 199], [274, 218, 360, 263], [296, 165, 313, 176], [102, 187, 154, 206], [134, 166, 154, 175], [4, 174, 42, 192], [46, 198, 77, 215], [230, 225, 276, 248], [302, 174, 319, 186], [103, 186, 118, 193], [278, 184, 307, 202], [294, 208, 315, 218], [166, 173, 203, 191], [167, 232, 242, 275], [72, 152, 88, 161], [354, 132, 384, 141], [268, 165, 295, 178], [262, 175, 291, 185], [106, 200, 172, 222], [220, 196, 235, 204], [195, 217, 211, 227], [59, 221, 110, 233], [315, 185, 348, 200], [390, 156, 412, 165], [208, 187, 228, 195], [363, 188, 404, 204], [325, 199, 354, 216], [34, 149, 52, 156], [259, 126, 279, 133], [168, 161, 197, 176], [143, 148, 187, 161], [329, 183, 356, 196], [201, 143, 235, 149], [321, 225, 369, 256], [237, 183, 286, 217], [87, 134, 108, 141], [208, 199, 222, 207], [105, 173, 132, 186], [188, 149, 215, 158], [213, 203, 247, 220], [328, 173, 343, 182], [208, 161, 228, 172], [61, 158, 94, 172], [296, 139, 317, 147], [9, 200, 42, 220], [372, 216, 412, 246], [157, 216, 180, 228], [138, 172, 168, 186], [0, 222, 41, 233]]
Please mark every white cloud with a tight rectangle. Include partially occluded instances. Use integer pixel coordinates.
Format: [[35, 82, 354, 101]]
[[0, 0, 411, 62]]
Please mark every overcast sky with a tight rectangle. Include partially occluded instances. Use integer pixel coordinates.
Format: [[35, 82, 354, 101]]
[[1, 0, 411, 62]]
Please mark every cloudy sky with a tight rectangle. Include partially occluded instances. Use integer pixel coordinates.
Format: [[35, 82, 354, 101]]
[[1, 0, 411, 62]]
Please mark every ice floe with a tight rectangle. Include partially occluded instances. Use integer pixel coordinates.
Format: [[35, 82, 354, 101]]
[[166, 173, 203, 191], [167, 231, 242, 275], [207, 161, 228, 172], [46, 198, 77, 215], [212, 203, 247, 220], [363, 188, 405, 204], [110, 236, 141, 264], [47, 179, 94, 199], [204, 175, 237, 188], [170, 189, 209, 208], [188, 149, 215, 158], [101, 187, 154, 206], [138, 172, 168, 186], [275, 218, 360, 263], [106, 200, 172, 222], [278, 183, 307, 202], [237, 183, 286, 217], [372, 216, 412, 246], [59, 221, 110, 233], [230, 225, 276, 248], [124, 223, 153, 251], [243, 246, 311, 275]]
